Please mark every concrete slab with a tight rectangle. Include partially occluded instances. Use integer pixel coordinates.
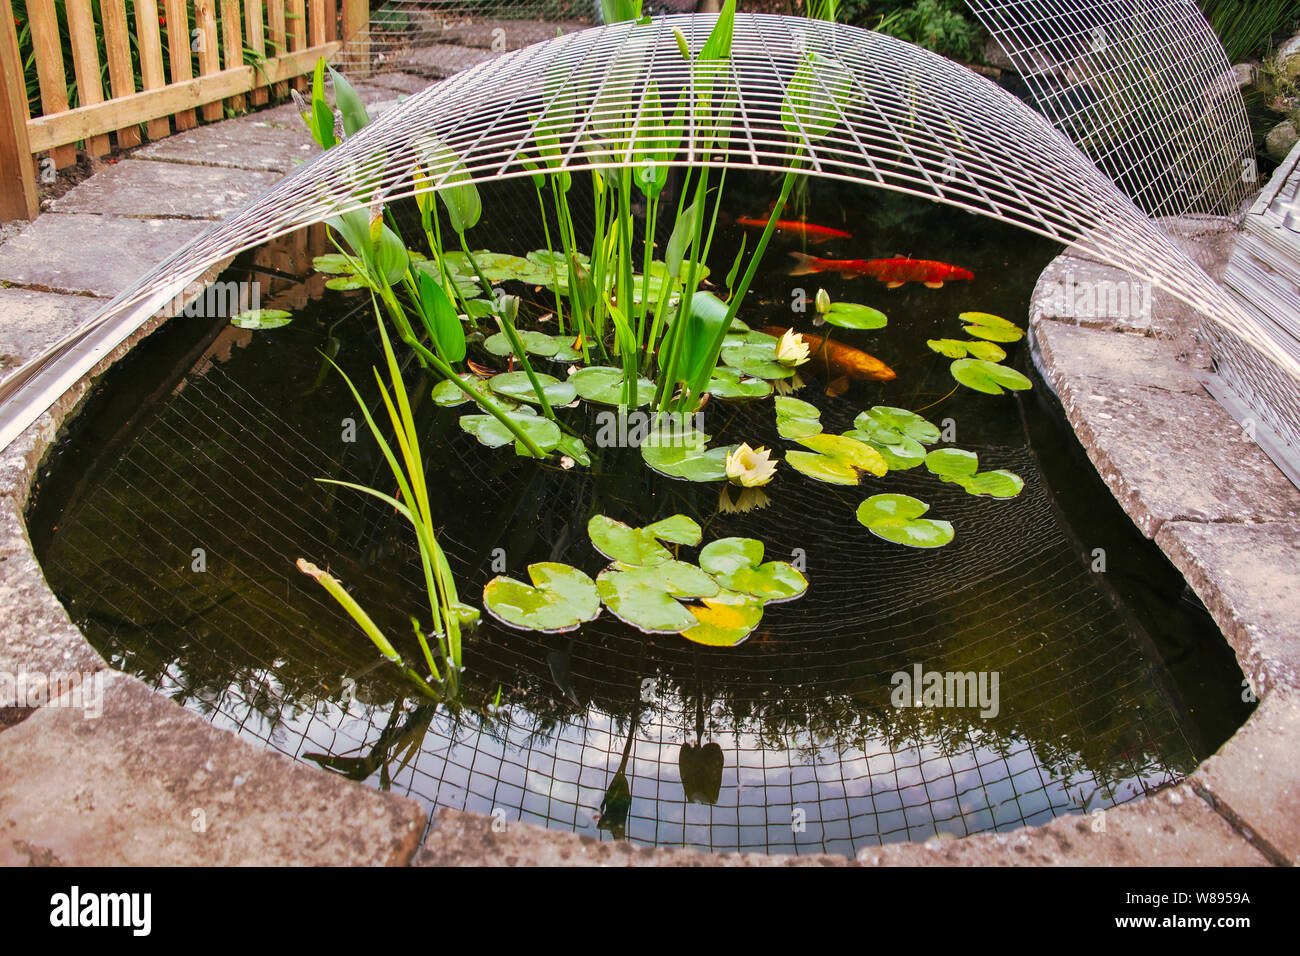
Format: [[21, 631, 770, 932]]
[[417, 807, 850, 866], [136, 116, 322, 173], [403, 43, 497, 78], [857, 786, 1270, 866], [49, 160, 281, 219], [0, 213, 208, 297], [1191, 693, 1300, 865], [0, 670, 425, 865], [1156, 521, 1300, 695], [362, 71, 433, 96], [0, 288, 103, 384], [435, 20, 589, 51], [1033, 318, 1300, 536]]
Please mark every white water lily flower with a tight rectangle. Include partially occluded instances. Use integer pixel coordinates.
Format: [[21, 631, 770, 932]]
[[725, 443, 777, 487], [775, 329, 811, 367]]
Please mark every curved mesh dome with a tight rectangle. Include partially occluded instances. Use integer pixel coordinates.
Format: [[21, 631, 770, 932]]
[[0, 13, 1292, 448]]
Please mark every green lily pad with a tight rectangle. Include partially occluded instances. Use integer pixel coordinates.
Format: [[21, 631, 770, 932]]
[[437, 250, 554, 286], [720, 331, 798, 380], [959, 312, 1024, 343], [956, 469, 1024, 498], [679, 589, 766, 647], [706, 367, 772, 401], [774, 396, 823, 439], [924, 447, 980, 480], [312, 253, 355, 275], [231, 309, 292, 330], [569, 365, 656, 406], [640, 427, 733, 483], [484, 330, 565, 358], [459, 408, 561, 452], [487, 371, 577, 406], [587, 514, 701, 567], [325, 276, 368, 291], [596, 561, 719, 634], [926, 338, 1007, 361], [785, 433, 888, 485], [482, 562, 600, 633], [853, 406, 941, 445], [431, 374, 495, 407], [822, 301, 887, 330], [698, 537, 808, 604], [556, 433, 592, 467], [950, 359, 1033, 395], [856, 493, 954, 548]]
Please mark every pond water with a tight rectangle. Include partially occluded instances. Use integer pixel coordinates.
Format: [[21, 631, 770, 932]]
[[28, 173, 1252, 856]]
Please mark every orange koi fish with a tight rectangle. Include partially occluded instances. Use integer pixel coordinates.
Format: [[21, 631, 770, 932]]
[[789, 251, 973, 289], [762, 326, 896, 396], [736, 218, 852, 243]]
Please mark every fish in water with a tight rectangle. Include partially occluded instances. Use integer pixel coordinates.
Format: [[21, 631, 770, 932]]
[[736, 217, 852, 243], [788, 251, 973, 288], [762, 325, 896, 396]]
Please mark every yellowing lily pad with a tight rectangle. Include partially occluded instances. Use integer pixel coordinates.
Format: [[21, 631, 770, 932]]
[[774, 396, 823, 439], [698, 537, 808, 603], [856, 493, 954, 548], [482, 562, 600, 633], [926, 338, 1007, 361], [959, 312, 1024, 343], [679, 589, 766, 647], [785, 433, 887, 485]]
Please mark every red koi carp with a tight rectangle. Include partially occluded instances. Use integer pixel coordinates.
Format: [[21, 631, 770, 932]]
[[789, 251, 974, 289]]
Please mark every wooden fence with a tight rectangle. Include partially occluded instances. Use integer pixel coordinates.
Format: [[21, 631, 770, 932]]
[[0, 0, 370, 220]]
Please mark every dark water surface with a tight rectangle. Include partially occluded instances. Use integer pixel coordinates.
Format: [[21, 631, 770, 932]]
[[28, 174, 1251, 856]]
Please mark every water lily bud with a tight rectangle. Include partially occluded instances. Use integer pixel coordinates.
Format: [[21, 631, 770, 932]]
[[725, 443, 777, 487], [815, 288, 831, 314], [775, 329, 811, 367], [498, 294, 521, 324]]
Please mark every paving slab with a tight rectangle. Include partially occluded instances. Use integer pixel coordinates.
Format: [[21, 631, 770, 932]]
[[0, 670, 425, 865], [417, 807, 850, 866], [1191, 692, 1300, 865], [362, 71, 433, 95], [0, 213, 208, 297], [49, 159, 282, 219], [0, 288, 103, 384], [857, 787, 1270, 866], [435, 19, 590, 51], [136, 115, 322, 173], [403, 43, 497, 78], [1033, 318, 1300, 536], [1156, 521, 1300, 695]]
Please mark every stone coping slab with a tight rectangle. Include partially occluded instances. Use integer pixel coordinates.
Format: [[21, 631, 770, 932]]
[[136, 117, 323, 173], [49, 160, 283, 220], [0, 289, 104, 385], [0, 214, 208, 297]]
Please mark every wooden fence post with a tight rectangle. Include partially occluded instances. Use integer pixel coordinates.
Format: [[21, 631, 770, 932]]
[[341, 0, 369, 77], [0, 0, 39, 220]]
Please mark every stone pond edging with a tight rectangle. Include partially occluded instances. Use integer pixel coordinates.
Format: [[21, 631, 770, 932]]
[[0, 204, 1295, 863]]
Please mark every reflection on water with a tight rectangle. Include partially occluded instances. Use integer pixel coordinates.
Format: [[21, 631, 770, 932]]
[[29, 180, 1251, 856]]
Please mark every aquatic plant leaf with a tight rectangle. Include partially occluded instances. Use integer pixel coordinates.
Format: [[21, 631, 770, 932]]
[[642, 443, 734, 482], [784, 433, 887, 485], [231, 309, 292, 330], [926, 338, 1007, 361], [853, 406, 941, 444], [459, 408, 561, 451], [924, 447, 980, 480], [313, 253, 355, 275], [706, 367, 772, 400], [959, 312, 1024, 343], [325, 275, 368, 291], [720, 331, 797, 380], [482, 562, 600, 633], [679, 589, 765, 647], [442, 250, 553, 286], [487, 371, 577, 406], [430, 373, 500, 407], [950, 359, 1033, 395], [556, 434, 592, 467], [698, 537, 808, 603], [956, 469, 1024, 498], [417, 270, 466, 362], [328, 67, 370, 137], [774, 396, 823, 439], [844, 432, 926, 470], [569, 365, 655, 406], [596, 561, 718, 634], [483, 329, 568, 359], [588, 514, 701, 567], [822, 301, 887, 330], [856, 493, 954, 548]]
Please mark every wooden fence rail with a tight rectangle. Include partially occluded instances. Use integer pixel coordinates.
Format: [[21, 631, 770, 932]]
[[1, 0, 370, 220]]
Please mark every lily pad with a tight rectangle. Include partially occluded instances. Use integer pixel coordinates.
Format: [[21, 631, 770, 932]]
[[596, 561, 719, 634], [431, 374, 496, 407], [325, 276, 368, 291], [569, 365, 656, 407], [856, 493, 954, 549], [231, 309, 292, 330], [959, 311, 1024, 343], [556, 433, 592, 467], [956, 469, 1024, 498], [845, 432, 927, 470], [459, 408, 561, 452], [785, 433, 887, 485], [822, 301, 887, 330], [587, 514, 701, 567], [853, 406, 941, 445], [484, 329, 566, 358], [679, 590, 766, 647], [698, 537, 808, 603], [640, 427, 734, 483], [312, 253, 355, 275], [774, 396, 823, 439], [482, 562, 600, 633], [950, 358, 1033, 395], [706, 367, 772, 401], [720, 331, 798, 380], [926, 338, 1007, 362], [487, 371, 577, 406], [924, 447, 980, 480]]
